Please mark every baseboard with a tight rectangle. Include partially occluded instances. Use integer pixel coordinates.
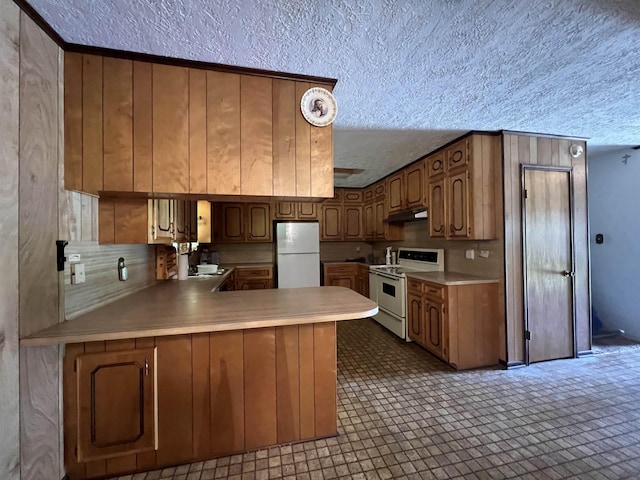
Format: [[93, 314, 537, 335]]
[[501, 360, 527, 369], [578, 350, 594, 357]]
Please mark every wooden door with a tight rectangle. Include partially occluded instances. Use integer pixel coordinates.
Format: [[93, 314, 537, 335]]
[[428, 179, 446, 238], [246, 204, 272, 242], [448, 169, 470, 238], [76, 348, 157, 462], [386, 172, 404, 213], [320, 205, 342, 241], [220, 204, 244, 242], [297, 202, 318, 220], [405, 161, 425, 209], [424, 300, 445, 359], [523, 167, 574, 364], [363, 202, 375, 239], [343, 206, 363, 240], [274, 202, 296, 219], [407, 292, 424, 344]]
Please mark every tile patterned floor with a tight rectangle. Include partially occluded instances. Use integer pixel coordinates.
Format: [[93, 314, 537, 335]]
[[109, 319, 640, 480]]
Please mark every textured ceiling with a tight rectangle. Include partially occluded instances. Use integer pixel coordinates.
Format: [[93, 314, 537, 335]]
[[26, 0, 640, 187]]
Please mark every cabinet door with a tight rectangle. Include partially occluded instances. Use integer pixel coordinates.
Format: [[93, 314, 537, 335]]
[[149, 199, 175, 244], [343, 189, 363, 204], [297, 202, 318, 220], [246, 204, 272, 242], [374, 200, 385, 239], [76, 348, 157, 462], [424, 300, 446, 359], [343, 206, 363, 240], [321, 205, 342, 241], [426, 151, 446, 178], [407, 292, 424, 344], [363, 202, 375, 239], [448, 170, 470, 238], [373, 181, 385, 198], [326, 274, 354, 289], [446, 138, 470, 172], [219, 204, 244, 242], [274, 202, 296, 219], [237, 279, 270, 290], [386, 172, 404, 213], [174, 200, 189, 242], [428, 179, 446, 238], [405, 161, 425, 209]]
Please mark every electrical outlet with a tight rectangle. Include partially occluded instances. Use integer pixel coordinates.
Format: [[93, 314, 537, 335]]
[[465, 249, 475, 260], [68, 253, 81, 262], [71, 263, 86, 284], [479, 250, 490, 258]]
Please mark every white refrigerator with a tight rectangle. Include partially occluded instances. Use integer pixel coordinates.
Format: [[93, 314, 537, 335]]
[[276, 222, 320, 288]]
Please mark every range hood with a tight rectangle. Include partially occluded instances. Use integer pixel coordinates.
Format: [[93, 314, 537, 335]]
[[385, 208, 428, 223]]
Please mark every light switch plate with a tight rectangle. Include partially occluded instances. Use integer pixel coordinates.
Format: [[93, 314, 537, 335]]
[[68, 253, 81, 262], [71, 263, 86, 284], [479, 250, 490, 258], [465, 249, 475, 260]]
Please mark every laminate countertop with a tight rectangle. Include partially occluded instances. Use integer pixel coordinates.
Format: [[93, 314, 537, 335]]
[[21, 283, 378, 347], [405, 271, 500, 285]]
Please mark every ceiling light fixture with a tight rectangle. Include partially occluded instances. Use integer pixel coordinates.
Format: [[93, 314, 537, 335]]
[[569, 144, 584, 158]]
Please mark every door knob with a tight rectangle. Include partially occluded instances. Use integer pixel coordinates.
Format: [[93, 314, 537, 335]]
[[561, 270, 574, 277]]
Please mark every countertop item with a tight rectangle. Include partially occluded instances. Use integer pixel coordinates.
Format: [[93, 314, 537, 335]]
[[405, 271, 500, 285], [21, 283, 378, 347]]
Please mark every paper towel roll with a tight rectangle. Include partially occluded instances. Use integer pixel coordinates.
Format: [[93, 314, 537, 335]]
[[177, 254, 189, 280]]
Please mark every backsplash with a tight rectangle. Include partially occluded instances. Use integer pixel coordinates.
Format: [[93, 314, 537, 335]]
[[215, 243, 275, 264], [372, 221, 503, 278], [320, 242, 373, 262]]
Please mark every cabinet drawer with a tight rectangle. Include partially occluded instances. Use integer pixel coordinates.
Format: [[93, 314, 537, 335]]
[[235, 267, 272, 279], [325, 265, 358, 275], [407, 278, 424, 293], [423, 283, 445, 300]]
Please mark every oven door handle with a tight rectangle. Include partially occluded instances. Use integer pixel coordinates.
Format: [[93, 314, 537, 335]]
[[371, 271, 401, 281]]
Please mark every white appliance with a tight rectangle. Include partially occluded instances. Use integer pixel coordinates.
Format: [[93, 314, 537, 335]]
[[276, 222, 320, 288], [369, 248, 444, 340]]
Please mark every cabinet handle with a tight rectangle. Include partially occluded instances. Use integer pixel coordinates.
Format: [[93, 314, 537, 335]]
[[144, 358, 149, 376]]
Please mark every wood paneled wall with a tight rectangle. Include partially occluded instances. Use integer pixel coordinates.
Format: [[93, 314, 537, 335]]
[[503, 133, 590, 364], [0, 1, 21, 478], [18, 13, 64, 480], [64, 324, 337, 479]]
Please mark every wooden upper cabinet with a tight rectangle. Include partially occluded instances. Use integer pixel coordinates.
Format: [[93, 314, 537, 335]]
[[321, 205, 342, 241], [343, 189, 363, 204], [64, 54, 334, 198], [446, 138, 470, 172], [363, 202, 375, 239], [103, 57, 133, 192], [343, 206, 363, 240], [405, 160, 425, 209], [373, 181, 385, 198], [448, 169, 470, 238], [386, 172, 404, 213], [297, 202, 318, 220], [75, 348, 157, 462], [207, 71, 241, 195], [274, 202, 296, 219], [246, 204, 272, 242], [374, 200, 385, 239], [429, 178, 446, 238], [153, 64, 189, 194], [427, 150, 446, 178], [219, 204, 244, 242]]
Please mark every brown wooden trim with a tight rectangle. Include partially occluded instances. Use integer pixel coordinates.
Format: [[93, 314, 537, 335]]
[[65, 43, 337, 86], [12, 0, 66, 46], [500, 130, 589, 141]]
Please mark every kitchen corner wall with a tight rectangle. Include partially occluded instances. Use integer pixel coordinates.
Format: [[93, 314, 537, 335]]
[[0, 8, 156, 480]]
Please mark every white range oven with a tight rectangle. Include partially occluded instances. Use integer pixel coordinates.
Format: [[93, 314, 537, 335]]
[[369, 248, 444, 341]]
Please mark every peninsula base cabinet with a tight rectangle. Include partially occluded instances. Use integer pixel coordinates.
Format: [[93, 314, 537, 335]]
[[407, 278, 500, 370], [64, 324, 337, 479]]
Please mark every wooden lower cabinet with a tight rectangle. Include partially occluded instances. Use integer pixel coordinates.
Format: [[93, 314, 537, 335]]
[[64, 325, 337, 479], [406, 278, 499, 370], [234, 266, 273, 290], [323, 263, 369, 297]]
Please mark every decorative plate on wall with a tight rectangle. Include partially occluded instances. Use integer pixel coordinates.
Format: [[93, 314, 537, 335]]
[[301, 87, 337, 127]]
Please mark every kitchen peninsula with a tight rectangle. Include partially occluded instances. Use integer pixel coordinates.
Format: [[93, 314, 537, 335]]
[[22, 283, 377, 480]]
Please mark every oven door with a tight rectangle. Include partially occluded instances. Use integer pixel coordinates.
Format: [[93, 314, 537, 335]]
[[374, 272, 405, 318]]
